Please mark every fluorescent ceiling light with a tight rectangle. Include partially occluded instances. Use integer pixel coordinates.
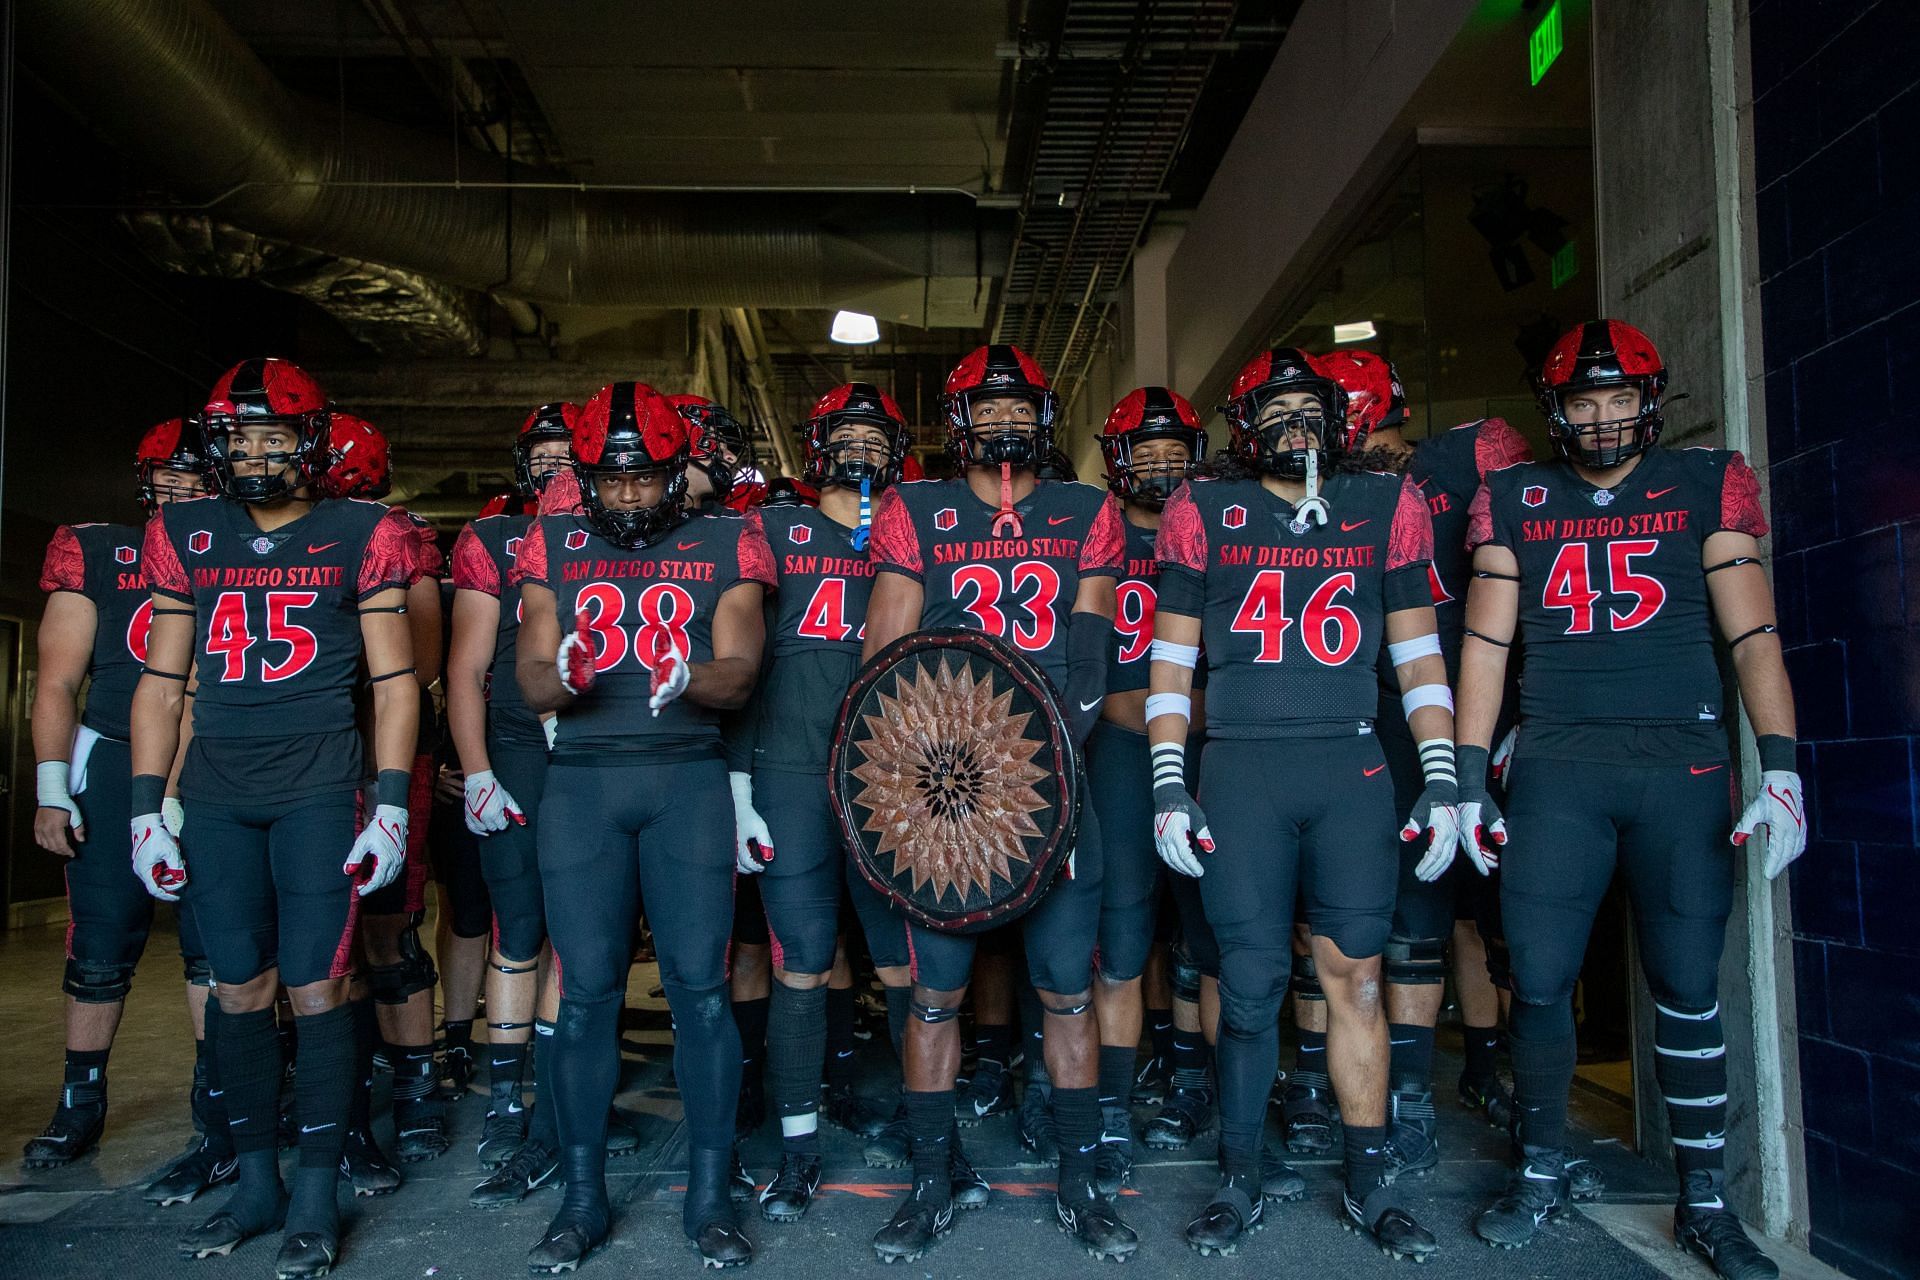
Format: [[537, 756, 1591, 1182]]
[[831, 310, 880, 344], [1333, 321, 1377, 344]]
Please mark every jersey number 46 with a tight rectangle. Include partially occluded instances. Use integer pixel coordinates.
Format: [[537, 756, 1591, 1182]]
[[1229, 569, 1362, 666]]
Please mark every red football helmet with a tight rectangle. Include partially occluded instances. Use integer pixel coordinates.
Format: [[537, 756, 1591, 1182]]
[[1222, 347, 1347, 479], [901, 453, 925, 483], [573, 382, 690, 547], [135, 416, 214, 512], [668, 394, 757, 505], [801, 382, 910, 489], [514, 402, 578, 501], [1099, 387, 1208, 507], [942, 344, 1058, 468], [1534, 319, 1669, 467], [322, 412, 392, 500], [477, 492, 522, 519], [1314, 349, 1406, 453], [200, 357, 332, 503]]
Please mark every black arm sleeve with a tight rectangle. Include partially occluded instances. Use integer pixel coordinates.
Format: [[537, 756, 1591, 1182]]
[[1067, 609, 1108, 748]]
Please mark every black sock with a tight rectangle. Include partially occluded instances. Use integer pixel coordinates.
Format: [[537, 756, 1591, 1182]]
[[1387, 1023, 1436, 1090], [1292, 1026, 1328, 1086], [1653, 1001, 1729, 1183], [733, 994, 770, 1090], [217, 1007, 283, 1154], [1508, 999, 1578, 1153], [1096, 1045, 1135, 1109], [530, 1019, 558, 1148], [347, 998, 377, 1135], [768, 982, 828, 1156], [1053, 1086, 1101, 1198], [1462, 1023, 1501, 1083], [906, 1089, 954, 1191], [883, 985, 911, 1061], [551, 999, 620, 1153], [286, 1162, 338, 1243], [61, 1047, 109, 1111], [1148, 1010, 1174, 1066], [292, 1006, 355, 1174], [393, 1043, 439, 1110], [665, 982, 744, 1152], [1018, 985, 1048, 1085], [489, 1039, 530, 1099], [198, 1004, 235, 1157], [226, 1148, 288, 1232], [1343, 1123, 1389, 1200], [973, 1022, 1012, 1069], [1170, 1029, 1213, 1098], [1218, 1010, 1276, 1173], [825, 986, 859, 1089], [443, 1018, 474, 1056]]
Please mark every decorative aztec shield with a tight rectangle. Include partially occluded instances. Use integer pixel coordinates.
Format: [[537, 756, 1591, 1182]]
[[831, 629, 1080, 933]]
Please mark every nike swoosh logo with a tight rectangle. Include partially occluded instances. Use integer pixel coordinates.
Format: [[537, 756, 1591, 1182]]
[[677, 540, 701, 550], [1340, 519, 1370, 531], [307, 541, 340, 554], [1363, 764, 1387, 777], [1079, 698, 1101, 711], [1048, 515, 1073, 525], [301, 1122, 336, 1134], [1645, 486, 1677, 500], [1690, 764, 1724, 775], [527, 1167, 555, 1188]]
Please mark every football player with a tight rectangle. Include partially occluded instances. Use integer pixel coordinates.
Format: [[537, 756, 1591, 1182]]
[[726, 382, 920, 1223], [448, 403, 576, 1206], [1086, 387, 1219, 1193], [133, 358, 419, 1277], [27, 419, 222, 1194], [1149, 347, 1450, 1261], [864, 344, 1134, 1262], [1460, 320, 1800, 1280], [512, 382, 773, 1272]]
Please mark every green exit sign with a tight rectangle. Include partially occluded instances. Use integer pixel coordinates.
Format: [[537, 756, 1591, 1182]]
[[1551, 240, 1578, 289], [1530, 0, 1564, 86]]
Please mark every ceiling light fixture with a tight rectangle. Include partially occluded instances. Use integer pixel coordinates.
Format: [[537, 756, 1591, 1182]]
[[1333, 321, 1377, 344], [831, 310, 880, 344]]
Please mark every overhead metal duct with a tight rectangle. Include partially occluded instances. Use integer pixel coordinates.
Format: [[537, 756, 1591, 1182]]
[[18, 0, 974, 309]]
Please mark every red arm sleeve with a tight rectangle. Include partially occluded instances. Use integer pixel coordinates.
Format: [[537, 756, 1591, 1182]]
[[358, 507, 419, 599], [1154, 484, 1208, 572], [1079, 494, 1126, 576], [39, 526, 87, 594], [867, 487, 923, 579], [736, 509, 776, 588], [509, 520, 549, 588], [141, 513, 191, 600], [1387, 473, 1436, 571], [1465, 484, 1499, 551], [1719, 451, 1769, 537], [1474, 417, 1533, 477], [450, 523, 499, 596]]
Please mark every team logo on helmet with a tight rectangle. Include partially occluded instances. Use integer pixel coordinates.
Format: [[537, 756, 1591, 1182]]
[[189, 531, 213, 554], [565, 529, 588, 551], [1223, 504, 1247, 529], [789, 524, 813, 545], [935, 508, 958, 532], [1522, 485, 1548, 507], [115, 546, 136, 565]]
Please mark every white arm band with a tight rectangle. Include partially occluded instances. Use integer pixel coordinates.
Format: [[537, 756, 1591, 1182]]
[[1144, 693, 1192, 727], [1400, 683, 1454, 718], [1150, 740, 1187, 789], [36, 761, 73, 809], [1416, 738, 1457, 786], [1150, 639, 1200, 669], [1387, 633, 1442, 666]]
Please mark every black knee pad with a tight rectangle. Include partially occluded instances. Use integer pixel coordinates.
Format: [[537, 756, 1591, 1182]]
[[1384, 934, 1447, 987], [392, 922, 438, 997], [63, 957, 136, 1004], [1171, 946, 1203, 1005], [1217, 979, 1284, 1038], [1288, 951, 1325, 1002], [181, 952, 215, 989]]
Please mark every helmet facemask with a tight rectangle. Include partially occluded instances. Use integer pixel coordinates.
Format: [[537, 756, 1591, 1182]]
[[203, 414, 328, 504], [576, 456, 689, 550], [1100, 429, 1204, 508], [1540, 378, 1663, 468]]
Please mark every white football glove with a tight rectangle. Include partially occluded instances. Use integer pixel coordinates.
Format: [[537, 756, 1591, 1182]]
[[345, 804, 409, 897], [1403, 785, 1462, 882], [161, 796, 186, 840], [462, 769, 525, 835], [1152, 782, 1213, 879], [648, 637, 691, 716], [556, 612, 598, 696], [132, 812, 187, 901], [729, 772, 774, 874], [1733, 770, 1808, 880], [1490, 726, 1517, 784]]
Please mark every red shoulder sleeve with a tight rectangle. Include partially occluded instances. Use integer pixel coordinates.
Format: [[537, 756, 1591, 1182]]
[[509, 520, 550, 588], [736, 509, 776, 588], [1474, 418, 1533, 477], [1719, 451, 1769, 537], [40, 526, 87, 595], [450, 523, 499, 596], [868, 487, 922, 578], [537, 468, 584, 517], [1154, 484, 1208, 572], [1465, 483, 1496, 551], [1080, 494, 1127, 575], [1387, 473, 1436, 571], [358, 507, 418, 598], [142, 513, 191, 599]]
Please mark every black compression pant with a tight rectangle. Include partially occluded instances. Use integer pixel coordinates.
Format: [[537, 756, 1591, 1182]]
[[754, 766, 910, 974], [477, 738, 549, 961]]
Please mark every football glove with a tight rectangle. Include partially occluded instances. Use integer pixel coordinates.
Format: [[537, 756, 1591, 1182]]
[[1152, 781, 1214, 879], [462, 769, 526, 835], [648, 634, 691, 716], [1402, 781, 1462, 882], [1733, 770, 1808, 880], [132, 812, 187, 902], [161, 796, 186, 839], [1454, 744, 1505, 875], [556, 607, 598, 695], [729, 772, 774, 874], [345, 804, 408, 897]]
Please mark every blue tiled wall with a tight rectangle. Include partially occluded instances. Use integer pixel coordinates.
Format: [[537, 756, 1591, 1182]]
[[1750, 2, 1920, 1276]]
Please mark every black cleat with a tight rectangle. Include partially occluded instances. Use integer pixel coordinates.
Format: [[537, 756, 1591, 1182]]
[[442, 1044, 476, 1096], [1567, 1151, 1606, 1202], [956, 1057, 1013, 1126], [1343, 1181, 1439, 1263], [950, 1143, 991, 1210], [1186, 1173, 1263, 1256], [1144, 1088, 1214, 1150], [1016, 1083, 1059, 1167], [863, 1109, 909, 1169], [1056, 1187, 1139, 1262], [22, 1102, 106, 1169], [728, 1153, 757, 1201], [1280, 1073, 1336, 1156], [339, 1126, 403, 1197], [1130, 1054, 1170, 1107], [1094, 1110, 1134, 1197], [1474, 1153, 1569, 1248], [273, 1231, 339, 1279], [145, 1137, 239, 1207], [393, 1102, 450, 1163], [1384, 1084, 1438, 1180], [476, 1101, 529, 1169], [757, 1152, 821, 1223], [1260, 1152, 1307, 1203], [471, 1139, 560, 1209], [179, 1203, 288, 1260], [686, 1146, 754, 1268], [824, 1085, 891, 1138], [605, 1109, 639, 1159], [872, 1179, 955, 1264], [1675, 1203, 1780, 1280], [693, 1221, 754, 1269], [1459, 1071, 1515, 1132], [527, 1216, 608, 1275]]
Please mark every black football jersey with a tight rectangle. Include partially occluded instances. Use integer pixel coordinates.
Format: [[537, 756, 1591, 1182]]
[[737, 503, 876, 773], [450, 513, 544, 748], [511, 507, 775, 762], [1156, 473, 1436, 739], [1409, 418, 1532, 662], [40, 521, 151, 740], [868, 478, 1126, 691], [1109, 516, 1208, 695], [1469, 447, 1767, 744]]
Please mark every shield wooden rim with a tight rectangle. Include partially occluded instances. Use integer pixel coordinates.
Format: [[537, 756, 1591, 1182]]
[[829, 628, 1080, 934]]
